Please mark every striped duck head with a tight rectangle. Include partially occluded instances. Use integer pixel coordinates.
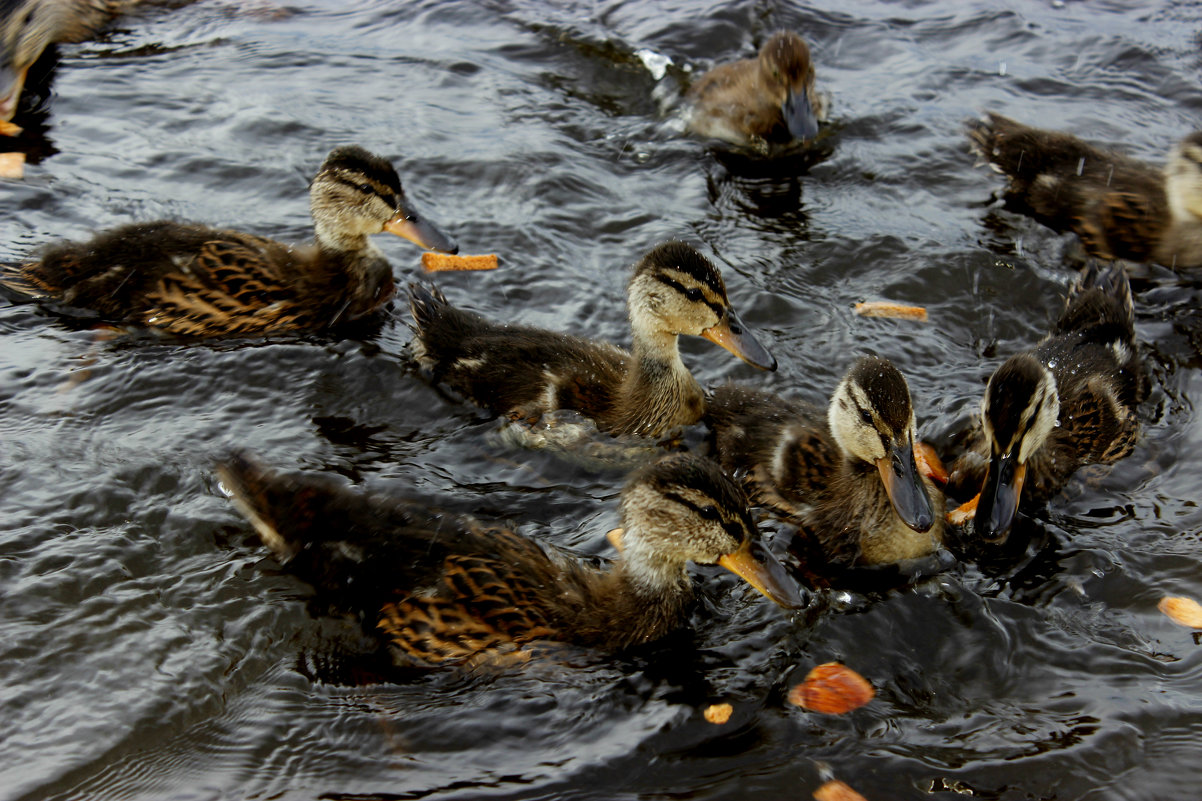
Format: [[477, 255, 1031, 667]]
[[625, 240, 776, 370], [974, 353, 1060, 542], [309, 145, 458, 254], [827, 355, 936, 533]]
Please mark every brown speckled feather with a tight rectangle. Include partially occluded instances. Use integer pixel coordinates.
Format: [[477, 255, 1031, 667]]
[[216, 454, 724, 668], [968, 112, 1202, 268], [2, 221, 392, 335], [406, 241, 770, 439], [949, 261, 1146, 505], [706, 380, 945, 568]]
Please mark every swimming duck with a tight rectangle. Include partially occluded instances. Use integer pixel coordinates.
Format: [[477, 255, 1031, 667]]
[[217, 452, 803, 668], [684, 30, 824, 149], [948, 261, 1146, 541], [0, 145, 458, 336], [968, 112, 1202, 269], [407, 240, 776, 439], [706, 355, 942, 567], [0, 0, 136, 121]]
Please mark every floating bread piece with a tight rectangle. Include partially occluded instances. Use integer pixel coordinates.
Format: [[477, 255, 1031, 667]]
[[854, 301, 928, 321], [703, 703, 733, 724], [0, 152, 25, 179], [914, 441, 948, 486], [0, 121, 22, 137], [1158, 596, 1202, 629], [788, 662, 874, 714], [421, 252, 498, 272], [814, 780, 869, 801]]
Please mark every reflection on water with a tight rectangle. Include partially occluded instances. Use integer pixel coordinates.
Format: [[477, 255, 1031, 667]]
[[2, 1, 1202, 799]]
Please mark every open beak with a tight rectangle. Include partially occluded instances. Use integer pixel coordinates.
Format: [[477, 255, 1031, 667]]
[[974, 451, 1027, 544], [874, 439, 935, 533], [718, 538, 805, 609], [701, 308, 777, 372], [782, 86, 820, 141], [383, 206, 459, 254], [1, 65, 30, 122]]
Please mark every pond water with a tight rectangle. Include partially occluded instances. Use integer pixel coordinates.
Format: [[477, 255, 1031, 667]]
[[2, 1, 1201, 799]]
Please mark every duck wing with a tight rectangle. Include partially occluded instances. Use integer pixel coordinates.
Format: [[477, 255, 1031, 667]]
[[408, 283, 627, 422], [218, 454, 595, 666]]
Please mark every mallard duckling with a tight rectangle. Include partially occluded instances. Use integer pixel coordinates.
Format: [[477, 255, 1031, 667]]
[[217, 452, 803, 668], [968, 112, 1202, 269], [707, 356, 942, 567], [0, 0, 136, 121], [0, 146, 458, 336], [948, 261, 1146, 541], [684, 30, 824, 149], [407, 241, 776, 439]]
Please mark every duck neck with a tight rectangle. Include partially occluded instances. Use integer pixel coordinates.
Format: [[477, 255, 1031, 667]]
[[311, 221, 394, 320], [615, 327, 704, 436], [604, 525, 693, 618]]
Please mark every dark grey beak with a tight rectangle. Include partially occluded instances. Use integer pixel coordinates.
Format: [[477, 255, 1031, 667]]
[[783, 86, 820, 141], [974, 451, 1026, 544], [875, 439, 935, 533]]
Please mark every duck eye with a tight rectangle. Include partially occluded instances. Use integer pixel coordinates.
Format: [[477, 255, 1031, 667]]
[[684, 287, 704, 302], [698, 505, 721, 521], [357, 182, 374, 194], [859, 409, 874, 426]]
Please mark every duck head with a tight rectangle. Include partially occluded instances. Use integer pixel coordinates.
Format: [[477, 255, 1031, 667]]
[[759, 31, 819, 142], [617, 454, 803, 609], [975, 353, 1060, 542], [310, 145, 458, 254], [626, 241, 776, 371], [827, 355, 935, 533]]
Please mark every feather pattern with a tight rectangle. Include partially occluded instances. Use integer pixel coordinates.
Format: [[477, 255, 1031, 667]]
[[707, 356, 944, 567], [0, 146, 457, 336], [967, 112, 1202, 269], [949, 261, 1147, 516], [217, 452, 801, 669], [408, 241, 776, 439]]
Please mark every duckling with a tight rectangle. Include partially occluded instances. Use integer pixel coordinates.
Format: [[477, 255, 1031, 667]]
[[0, 0, 136, 121], [706, 355, 942, 567], [407, 241, 776, 439], [968, 112, 1202, 269], [0, 145, 458, 336], [217, 452, 803, 668], [684, 30, 825, 149], [948, 261, 1146, 541]]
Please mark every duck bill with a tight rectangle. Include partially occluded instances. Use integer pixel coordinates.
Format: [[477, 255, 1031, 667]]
[[974, 452, 1027, 543], [384, 208, 459, 254], [0, 65, 29, 122], [782, 86, 819, 141], [701, 308, 777, 372], [874, 440, 935, 533], [717, 538, 804, 609]]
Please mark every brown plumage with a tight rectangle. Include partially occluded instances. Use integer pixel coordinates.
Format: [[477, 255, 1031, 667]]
[[684, 30, 825, 149], [0, 146, 458, 336], [968, 112, 1202, 269], [217, 452, 802, 669], [948, 261, 1146, 541], [0, 0, 137, 121], [407, 241, 777, 439], [707, 356, 944, 567]]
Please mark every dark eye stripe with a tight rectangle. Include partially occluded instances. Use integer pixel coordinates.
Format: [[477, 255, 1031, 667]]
[[655, 275, 726, 319], [663, 491, 748, 542]]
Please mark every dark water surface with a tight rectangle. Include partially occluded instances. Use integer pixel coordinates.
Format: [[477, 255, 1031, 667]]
[[2, 1, 1201, 799]]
